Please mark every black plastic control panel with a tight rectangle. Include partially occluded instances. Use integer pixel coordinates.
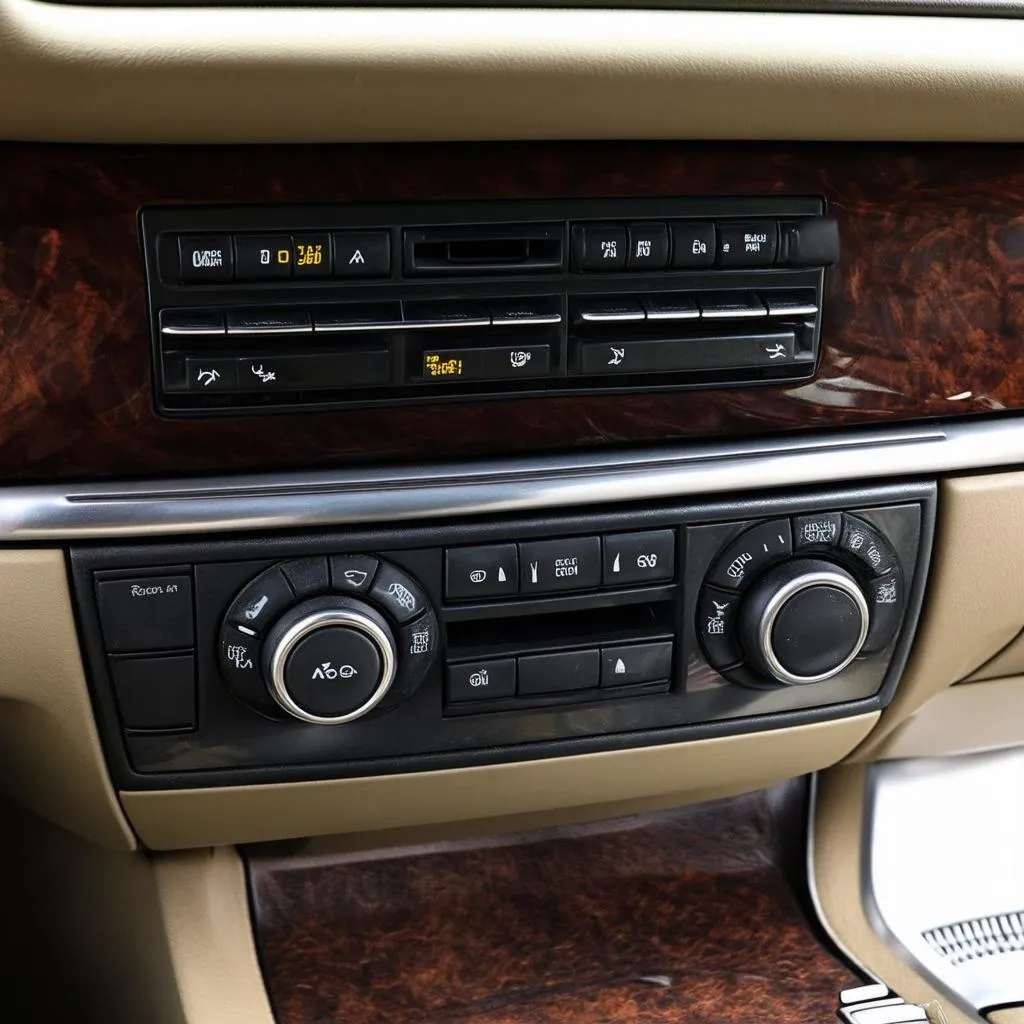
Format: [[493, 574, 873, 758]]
[[141, 198, 837, 416], [71, 480, 932, 791]]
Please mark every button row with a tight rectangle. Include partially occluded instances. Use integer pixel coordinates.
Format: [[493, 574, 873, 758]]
[[447, 640, 673, 704], [175, 350, 390, 393], [575, 291, 818, 325], [178, 232, 391, 284], [574, 217, 838, 273], [445, 530, 676, 602], [160, 298, 563, 337]]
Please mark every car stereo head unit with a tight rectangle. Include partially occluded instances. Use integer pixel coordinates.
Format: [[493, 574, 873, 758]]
[[140, 198, 838, 416]]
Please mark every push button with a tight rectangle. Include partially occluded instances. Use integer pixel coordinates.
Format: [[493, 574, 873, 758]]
[[626, 223, 670, 270], [333, 232, 391, 278], [447, 659, 516, 702], [707, 519, 793, 591], [281, 557, 330, 598], [840, 516, 898, 577], [697, 587, 743, 669], [601, 641, 673, 687], [186, 358, 238, 392], [793, 512, 843, 551], [110, 655, 196, 731], [97, 574, 194, 653], [226, 566, 295, 634], [329, 555, 380, 595], [717, 221, 779, 267], [671, 222, 716, 268], [575, 225, 627, 271], [518, 649, 600, 695], [234, 235, 293, 280], [371, 564, 429, 624], [863, 572, 905, 653], [446, 544, 518, 601], [292, 234, 331, 279], [603, 530, 676, 586], [519, 537, 602, 595], [178, 235, 234, 283]]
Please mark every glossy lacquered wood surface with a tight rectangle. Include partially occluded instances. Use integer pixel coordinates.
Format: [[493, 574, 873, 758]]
[[247, 786, 858, 1024], [2, 141, 1023, 480]]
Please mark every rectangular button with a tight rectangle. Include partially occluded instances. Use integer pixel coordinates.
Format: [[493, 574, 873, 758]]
[[314, 303, 404, 332], [292, 234, 331, 279], [422, 345, 551, 382], [237, 351, 390, 391], [718, 221, 779, 267], [446, 544, 518, 601], [575, 300, 645, 324], [671, 222, 716, 268], [178, 235, 234, 283], [603, 530, 676, 586], [627, 223, 670, 270], [519, 649, 600, 695], [575, 330, 797, 375], [574, 225, 627, 271], [699, 293, 767, 320], [97, 575, 194, 653], [186, 357, 238, 392], [160, 310, 226, 336], [447, 659, 516, 702], [766, 293, 820, 317], [227, 308, 312, 334], [333, 231, 391, 278], [601, 642, 673, 687], [110, 654, 197, 731], [490, 298, 562, 326], [643, 295, 699, 321], [404, 302, 491, 329], [234, 235, 293, 280], [519, 537, 601, 595]]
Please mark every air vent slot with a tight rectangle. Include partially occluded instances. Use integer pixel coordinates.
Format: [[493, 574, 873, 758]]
[[404, 223, 563, 276]]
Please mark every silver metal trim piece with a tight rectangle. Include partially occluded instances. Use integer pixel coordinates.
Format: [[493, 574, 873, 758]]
[[863, 750, 1024, 1018], [768, 302, 819, 317], [226, 325, 313, 335], [403, 316, 492, 329], [4, 416, 1024, 540], [268, 608, 396, 726], [160, 325, 227, 336], [313, 320, 404, 334], [700, 306, 768, 320], [758, 569, 869, 685], [645, 307, 701, 321], [841, 987, 894, 1005], [491, 313, 563, 326], [579, 309, 646, 323]]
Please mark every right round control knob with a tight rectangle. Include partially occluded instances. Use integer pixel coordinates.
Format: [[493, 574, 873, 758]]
[[739, 558, 870, 686]]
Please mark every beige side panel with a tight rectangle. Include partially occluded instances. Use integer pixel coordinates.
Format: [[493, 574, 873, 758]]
[[9, 4, 1024, 142], [123, 712, 877, 849], [0, 549, 134, 850], [812, 764, 973, 1024], [872, 676, 1024, 761], [852, 472, 1024, 761]]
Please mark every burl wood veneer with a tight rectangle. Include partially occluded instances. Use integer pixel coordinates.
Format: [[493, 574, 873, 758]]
[[247, 784, 859, 1024], [2, 141, 1023, 481]]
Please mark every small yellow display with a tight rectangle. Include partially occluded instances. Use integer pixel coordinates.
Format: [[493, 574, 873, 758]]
[[424, 353, 464, 378], [276, 248, 291, 265], [296, 243, 324, 268]]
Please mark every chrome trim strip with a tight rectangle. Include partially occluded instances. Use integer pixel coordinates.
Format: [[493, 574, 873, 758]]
[[313, 321, 404, 334], [403, 317, 492, 329], [3, 417, 1024, 540], [700, 308, 767, 320], [491, 314, 563, 326], [226, 325, 313, 335], [579, 310, 646, 322], [768, 303, 819, 317], [160, 326, 227, 336], [646, 309, 701, 321]]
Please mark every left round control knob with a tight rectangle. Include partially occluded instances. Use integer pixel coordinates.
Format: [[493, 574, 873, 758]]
[[261, 597, 398, 725]]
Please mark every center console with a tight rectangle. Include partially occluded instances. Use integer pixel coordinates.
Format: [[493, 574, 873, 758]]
[[71, 480, 933, 789]]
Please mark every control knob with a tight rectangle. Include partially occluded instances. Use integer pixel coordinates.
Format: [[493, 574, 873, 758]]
[[738, 558, 869, 685]]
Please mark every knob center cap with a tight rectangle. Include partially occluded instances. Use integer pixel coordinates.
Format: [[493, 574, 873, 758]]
[[770, 584, 863, 679], [284, 626, 382, 719]]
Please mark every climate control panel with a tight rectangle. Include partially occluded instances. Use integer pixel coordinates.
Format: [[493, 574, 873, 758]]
[[71, 480, 933, 790]]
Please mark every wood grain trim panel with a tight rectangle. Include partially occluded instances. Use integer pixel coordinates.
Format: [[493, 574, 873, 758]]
[[246, 783, 860, 1024], [2, 141, 1022, 481]]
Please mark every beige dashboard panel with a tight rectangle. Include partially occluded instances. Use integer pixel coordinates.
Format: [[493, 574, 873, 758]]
[[122, 713, 877, 849], [0, 550, 135, 851], [851, 471, 1024, 761], [6, 2, 1024, 142]]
